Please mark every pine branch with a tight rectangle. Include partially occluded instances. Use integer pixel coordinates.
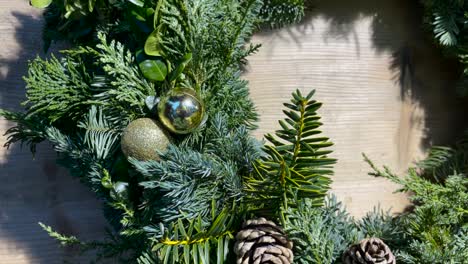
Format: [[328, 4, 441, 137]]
[[416, 136, 468, 182], [433, 12, 460, 46], [420, 1, 468, 97], [39, 222, 84, 247], [421, 0, 466, 47], [137, 252, 159, 264], [198, 113, 262, 174], [0, 110, 48, 153], [245, 89, 336, 218]]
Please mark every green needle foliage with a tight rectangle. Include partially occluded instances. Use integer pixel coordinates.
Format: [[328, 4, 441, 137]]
[[260, 0, 306, 27], [245, 89, 336, 218], [364, 137, 468, 263], [0, 110, 48, 154], [416, 136, 468, 183], [23, 54, 94, 124], [284, 196, 359, 264], [420, 0, 468, 96], [280, 138, 467, 264]]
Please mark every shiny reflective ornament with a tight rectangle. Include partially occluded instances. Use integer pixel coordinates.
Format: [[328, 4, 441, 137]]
[[121, 118, 171, 161], [157, 88, 205, 134]]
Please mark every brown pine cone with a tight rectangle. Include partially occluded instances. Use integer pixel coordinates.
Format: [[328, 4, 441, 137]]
[[343, 237, 396, 264], [234, 218, 293, 264]]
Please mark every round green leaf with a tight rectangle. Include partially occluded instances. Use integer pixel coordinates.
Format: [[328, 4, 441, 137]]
[[30, 0, 53, 8], [139, 59, 168, 82]]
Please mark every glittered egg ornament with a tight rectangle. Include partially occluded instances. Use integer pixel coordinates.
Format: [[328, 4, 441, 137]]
[[157, 88, 205, 134], [121, 118, 171, 161]]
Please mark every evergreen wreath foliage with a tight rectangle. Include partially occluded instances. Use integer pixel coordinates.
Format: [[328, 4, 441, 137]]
[[420, 0, 468, 96], [364, 142, 468, 263], [1, 0, 467, 263]]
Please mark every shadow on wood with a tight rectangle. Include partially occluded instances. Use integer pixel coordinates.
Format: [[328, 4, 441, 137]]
[[0, 6, 107, 264]]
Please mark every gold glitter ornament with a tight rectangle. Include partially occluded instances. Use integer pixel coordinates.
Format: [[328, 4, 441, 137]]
[[120, 118, 171, 161], [157, 87, 205, 134]]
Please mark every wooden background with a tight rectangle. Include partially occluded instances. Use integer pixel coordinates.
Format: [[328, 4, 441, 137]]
[[1, 0, 467, 262]]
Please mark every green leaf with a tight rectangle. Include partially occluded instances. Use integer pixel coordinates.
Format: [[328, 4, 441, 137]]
[[101, 169, 112, 189], [223, 236, 230, 260], [144, 27, 164, 56], [162, 246, 171, 264], [192, 244, 198, 264], [88, 0, 95, 12], [172, 244, 179, 263], [198, 242, 207, 264], [139, 59, 168, 82], [128, 0, 145, 7], [30, 0, 52, 8], [146, 8, 155, 17], [183, 245, 190, 264], [217, 238, 224, 264], [283, 110, 300, 122], [131, 9, 147, 22]]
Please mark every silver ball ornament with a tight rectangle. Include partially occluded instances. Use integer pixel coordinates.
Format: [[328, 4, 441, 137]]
[[157, 88, 205, 134]]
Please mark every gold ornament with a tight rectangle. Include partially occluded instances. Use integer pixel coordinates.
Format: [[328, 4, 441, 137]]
[[121, 118, 171, 161], [157, 87, 205, 134]]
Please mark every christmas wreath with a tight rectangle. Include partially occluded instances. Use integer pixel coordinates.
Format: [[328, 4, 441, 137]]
[[1, 0, 467, 263]]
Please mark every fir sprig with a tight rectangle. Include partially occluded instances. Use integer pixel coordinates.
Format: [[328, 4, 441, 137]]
[[245, 89, 336, 218]]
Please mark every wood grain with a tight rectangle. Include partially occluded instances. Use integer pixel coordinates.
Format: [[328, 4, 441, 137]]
[[0, 0, 467, 263]]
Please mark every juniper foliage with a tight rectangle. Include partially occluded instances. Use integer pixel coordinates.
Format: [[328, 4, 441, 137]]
[[364, 138, 468, 264], [284, 196, 359, 264]]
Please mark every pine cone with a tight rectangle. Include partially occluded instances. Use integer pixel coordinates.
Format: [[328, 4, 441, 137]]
[[343, 238, 396, 264], [234, 218, 293, 264]]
